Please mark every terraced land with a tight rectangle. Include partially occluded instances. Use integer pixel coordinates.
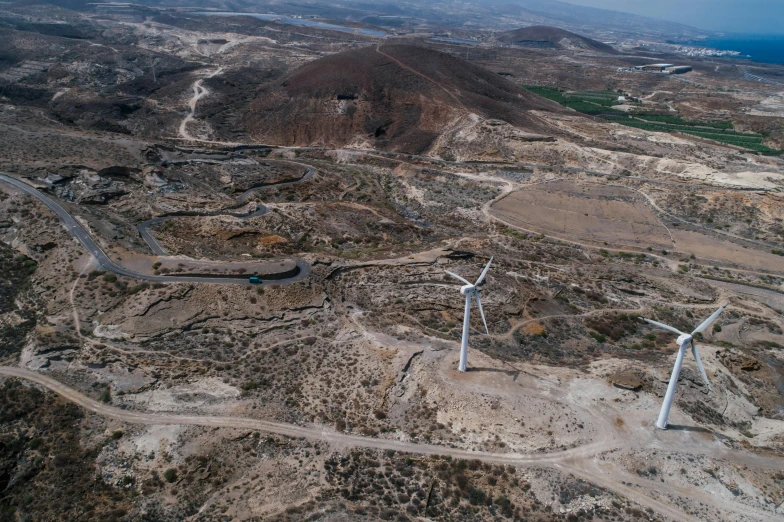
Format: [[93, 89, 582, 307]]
[[670, 229, 784, 273], [604, 115, 781, 154]]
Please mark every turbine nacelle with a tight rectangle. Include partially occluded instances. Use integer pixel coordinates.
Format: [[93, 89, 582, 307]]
[[676, 333, 693, 346], [460, 284, 477, 296]]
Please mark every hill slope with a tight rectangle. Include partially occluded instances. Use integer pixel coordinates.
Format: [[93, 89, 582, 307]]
[[497, 26, 618, 54], [243, 44, 564, 153]]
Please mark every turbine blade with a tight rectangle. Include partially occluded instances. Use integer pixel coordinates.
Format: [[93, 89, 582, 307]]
[[475, 292, 489, 335], [691, 303, 728, 335], [445, 270, 471, 286], [691, 340, 712, 391], [642, 318, 686, 336], [475, 256, 493, 285]]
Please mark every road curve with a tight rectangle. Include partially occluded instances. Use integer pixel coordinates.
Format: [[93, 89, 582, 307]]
[[136, 163, 316, 256], [0, 366, 709, 522], [0, 172, 312, 286], [7, 362, 781, 521], [0, 366, 606, 464], [178, 67, 224, 141]]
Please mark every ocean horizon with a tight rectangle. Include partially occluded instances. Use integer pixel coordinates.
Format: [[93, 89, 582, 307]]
[[683, 34, 784, 65]]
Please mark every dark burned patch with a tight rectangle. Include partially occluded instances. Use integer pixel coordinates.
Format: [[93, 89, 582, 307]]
[[9, 22, 100, 40], [0, 83, 53, 107], [0, 243, 36, 314], [497, 312, 664, 369], [49, 95, 141, 134], [199, 64, 289, 141], [114, 68, 201, 97], [0, 379, 131, 521], [585, 313, 639, 343]]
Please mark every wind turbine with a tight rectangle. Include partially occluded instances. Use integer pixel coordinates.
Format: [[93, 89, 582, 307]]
[[642, 302, 728, 429], [445, 257, 493, 372]]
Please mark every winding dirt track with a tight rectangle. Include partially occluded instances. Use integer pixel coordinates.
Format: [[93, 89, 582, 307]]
[[5, 366, 784, 521], [0, 366, 692, 521], [2, 69, 782, 519], [0, 367, 606, 463], [178, 67, 223, 141]]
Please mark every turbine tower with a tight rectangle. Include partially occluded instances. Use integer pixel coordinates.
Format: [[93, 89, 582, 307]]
[[642, 303, 728, 429], [445, 257, 493, 372]]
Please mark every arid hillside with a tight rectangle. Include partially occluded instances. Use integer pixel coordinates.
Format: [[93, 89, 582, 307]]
[[497, 25, 618, 54], [243, 44, 564, 152], [1, 3, 784, 521]]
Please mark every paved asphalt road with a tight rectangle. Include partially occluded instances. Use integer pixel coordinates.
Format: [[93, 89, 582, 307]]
[[0, 172, 311, 286]]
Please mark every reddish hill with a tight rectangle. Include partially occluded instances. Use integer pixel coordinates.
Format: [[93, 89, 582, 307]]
[[497, 26, 618, 54], [243, 44, 564, 153]]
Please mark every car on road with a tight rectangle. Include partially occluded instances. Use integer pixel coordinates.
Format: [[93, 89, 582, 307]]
[[249, 275, 263, 284]]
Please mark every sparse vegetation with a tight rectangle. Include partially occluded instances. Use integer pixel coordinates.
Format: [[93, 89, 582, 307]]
[[163, 468, 177, 483], [1, 8, 782, 521]]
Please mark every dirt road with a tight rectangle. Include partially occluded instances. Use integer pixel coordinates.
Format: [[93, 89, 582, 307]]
[[375, 44, 468, 112], [0, 366, 613, 464], [178, 67, 223, 141], [3, 366, 784, 521]]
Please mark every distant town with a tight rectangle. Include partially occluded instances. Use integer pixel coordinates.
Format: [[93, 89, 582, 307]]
[[628, 40, 742, 59], [674, 45, 742, 58]]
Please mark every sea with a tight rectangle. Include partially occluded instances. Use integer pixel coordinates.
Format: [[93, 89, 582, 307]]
[[680, 34, 784, 65]]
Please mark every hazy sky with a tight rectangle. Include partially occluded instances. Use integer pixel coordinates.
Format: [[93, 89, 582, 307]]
[[562, 0, 784, 34]]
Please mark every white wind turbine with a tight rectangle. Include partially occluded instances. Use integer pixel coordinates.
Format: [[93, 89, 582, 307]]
[[445, 257, 493, 372], [642, 303, 728, 429]]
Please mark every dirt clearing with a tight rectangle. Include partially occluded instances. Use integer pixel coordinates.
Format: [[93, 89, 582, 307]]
[[490, 181, 673, 249]]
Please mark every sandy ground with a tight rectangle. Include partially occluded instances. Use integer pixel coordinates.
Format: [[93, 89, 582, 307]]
[[491, 181, 674, 250]]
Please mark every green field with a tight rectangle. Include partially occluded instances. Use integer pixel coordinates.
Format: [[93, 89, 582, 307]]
[[523, 85, 782, 155], [623, 113, 733, 129], [523, 86, 624, 115]]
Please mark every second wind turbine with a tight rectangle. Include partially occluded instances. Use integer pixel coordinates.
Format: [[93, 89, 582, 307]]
[[445, 257, 493, 372]]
